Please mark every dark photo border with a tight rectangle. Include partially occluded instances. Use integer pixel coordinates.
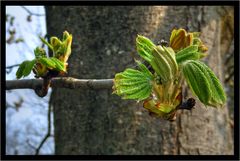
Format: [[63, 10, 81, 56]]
[[1, 0, 239, 160]]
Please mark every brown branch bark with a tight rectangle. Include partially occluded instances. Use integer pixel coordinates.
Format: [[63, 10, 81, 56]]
[[6, 77, 114, 90]]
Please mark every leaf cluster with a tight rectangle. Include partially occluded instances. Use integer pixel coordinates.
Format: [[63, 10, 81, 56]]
[[16, 31, 72, 79], [113, 28, 226, 110]]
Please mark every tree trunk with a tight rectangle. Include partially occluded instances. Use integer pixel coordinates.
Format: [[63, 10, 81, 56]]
[[46, 6, 233, 155]]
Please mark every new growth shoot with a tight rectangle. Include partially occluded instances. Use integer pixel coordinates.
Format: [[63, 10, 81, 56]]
[[113, 28, 226, 121]]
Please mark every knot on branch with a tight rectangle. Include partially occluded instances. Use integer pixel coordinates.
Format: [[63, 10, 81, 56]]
[[34, 74, 52, 97], [34, 69, 67, 97]]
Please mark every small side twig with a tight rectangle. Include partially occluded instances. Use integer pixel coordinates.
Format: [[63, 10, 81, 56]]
[[6, 64, 20, 74], [26, 139, 37, 150], [21, 6, 45, 17], [35, 98, 52, 155]]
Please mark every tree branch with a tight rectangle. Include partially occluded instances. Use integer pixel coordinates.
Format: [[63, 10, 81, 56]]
[[21, 6, 45, 17], [6, 77, 114, 90]]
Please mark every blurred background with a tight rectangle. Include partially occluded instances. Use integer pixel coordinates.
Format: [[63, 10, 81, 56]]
[[6, 6, 54, 155], [5, 6, 234, 155]]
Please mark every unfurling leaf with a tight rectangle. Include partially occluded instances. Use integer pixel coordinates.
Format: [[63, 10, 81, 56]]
[[162, 46, 178, 78], [136, 35, 155, 63], [135, 60, 153, 78], [136, 35, 178, 83], [175, 45, 200, 64], [34, 47, 47, 59], [150, 45, 178, 82], [151, 46, 172, 82], [143, 99, 177, 120], [40, 36, 53, 51], [61, 33, 72, 63], [113, 62, 153, 101], [49, 57, 66, 71], [63, 31, 70, 41], [16, 31, 72, 81], [170, 28, 208, 54], [182, 60, 226, 107], [33, 62, 47, 78], [192, 36, 208, 53], [169, 28, 193, 51], [38, 57, 56, 69], [51, 37, 62, 53], [113, 29, 226, 121], [46, 31, 73, 63]]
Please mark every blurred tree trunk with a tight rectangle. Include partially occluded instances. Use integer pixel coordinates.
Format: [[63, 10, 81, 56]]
[[46, 6, 233, 155]]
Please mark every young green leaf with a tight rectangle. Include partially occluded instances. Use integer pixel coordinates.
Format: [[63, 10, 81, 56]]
[[33, 62, 47, 78], [49, 57, 66, 71], [39, 36, 53, 51], [182, 60, 211, 104], [176, 45, 198, 56], [113, 65, 153, 101], [61, 34, 72, 63], [182, 60, 226, 107], [162, 46, 178, 77], [193, 37, 208, 53], [34, 47, 47, 59], [136, 35, 155, 63], [16, 60, 36, 79], [62, 31, 70, 41], [38, 57, 56, 69], [151, 46, 173, 82], [50, 37, 62, 53], [169, 28, 193, 51], [16, 61, 29, 79], [23, 59, 36, 77], [190, 61, 226, 107], [135, 60, 153, 78], [175, 45, 199, 64], [143, 99, 176, 119]]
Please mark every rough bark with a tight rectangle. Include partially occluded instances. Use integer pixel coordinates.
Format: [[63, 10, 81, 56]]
[[46, 6, 233, 155]]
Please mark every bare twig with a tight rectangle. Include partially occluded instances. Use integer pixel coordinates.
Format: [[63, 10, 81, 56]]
[[26, 139, 37, 150], [6, 77, 114, 90], [21, 6, 45, 17], [35, 97, 52, 155], [6, 64, 20, 74], [6, 64, 20, 69]]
